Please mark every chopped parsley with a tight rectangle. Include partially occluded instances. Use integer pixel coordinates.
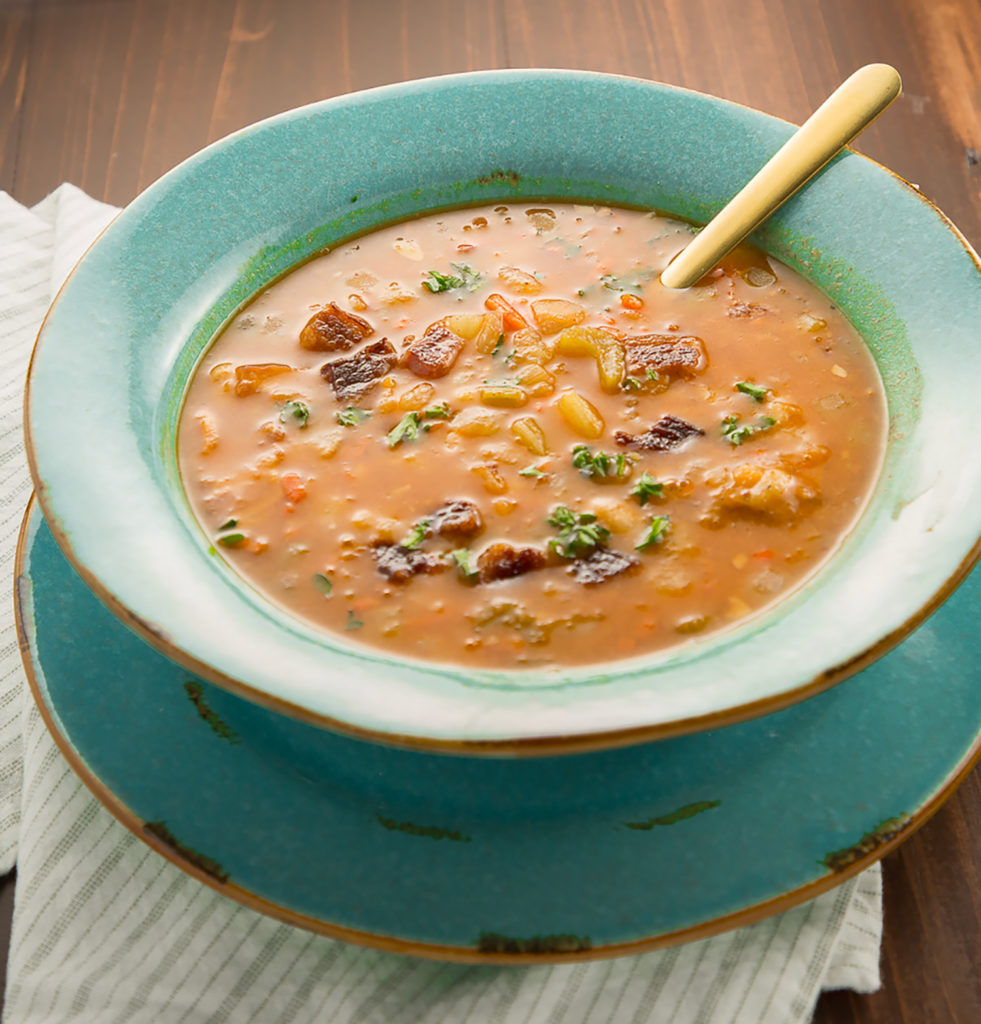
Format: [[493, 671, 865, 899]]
[[636, 515, 671, 551], [336, 407, 370, 428], [519, 465, 545, 478], [424, 402, 451, 420], [491, 333, 505, 357], [622, 376, 642, 391], [386, 412, 422, 447], [452, 548, 479, 579], [387, 406, 451, 446], [629, 472, 664, 506], [646, 368, 661, 382], [402, 518, 431, 550], [218, 518, 238, 531], [422, 263, 485, 293], [280, 399, 310, 428], [312, 573, 333, 596], [721, 414, 777, 446], [547, 505, 611, 559], [217, 533, 245, 548], [345, 609, 364, 630], [571, 445, 633, 480], [735, 380, 769, 402]]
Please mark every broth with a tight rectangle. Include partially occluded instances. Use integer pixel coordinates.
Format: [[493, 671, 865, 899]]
[[178, 203, 886, 668]]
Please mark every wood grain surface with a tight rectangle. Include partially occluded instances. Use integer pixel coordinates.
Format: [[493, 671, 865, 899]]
[[1, 1, 979, 1020]]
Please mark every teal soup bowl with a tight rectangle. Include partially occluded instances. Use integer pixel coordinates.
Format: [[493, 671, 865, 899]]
[[25, 70, 981, 754]]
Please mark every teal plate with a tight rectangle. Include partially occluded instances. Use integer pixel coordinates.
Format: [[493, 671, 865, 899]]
[[16, 500, 981, 962]]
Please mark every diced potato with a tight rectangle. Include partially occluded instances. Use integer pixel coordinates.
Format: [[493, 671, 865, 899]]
[[592, 499, 643, 534], [596, 344, 625, 392], [444, 314, 486, 341], [197, 415, 218, 454], [554, 325, 625, 392], [510, 416, 549, 455], [554, 325, 616, 357], [498, 266, 543, 294], [472, 311, 506, 354], [515, 363, 555, 396], [382, 283, 417, 305], [451, 408, 502, 437], [492, 497, 518, 515], [398, 382, 436, 410], [233, 363, 292, 397], [317, 431, 343, 459], [209, 362, 234, 392], [555, 390, 604, 438], [480, 385, 528, 408], [510, 327, 553, 364], [531, 299, 587, 334], [767, 400, 804, 428], [471, 464, 509, 494]]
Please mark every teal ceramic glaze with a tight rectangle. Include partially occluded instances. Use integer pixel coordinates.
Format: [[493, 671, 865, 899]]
[[25, 70, 981, 750], [16, 504, 981, 957]]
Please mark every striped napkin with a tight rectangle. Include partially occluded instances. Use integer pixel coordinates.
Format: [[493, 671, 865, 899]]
[[0, 185, 882, 1024]]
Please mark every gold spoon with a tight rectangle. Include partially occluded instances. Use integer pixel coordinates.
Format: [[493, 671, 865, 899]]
[[660, 63, 902, 290]]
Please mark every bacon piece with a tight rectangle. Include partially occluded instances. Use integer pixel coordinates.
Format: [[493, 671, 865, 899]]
[[615, 415, 704, 452], [476, 543, 547, 583], [300, 303, 374, 351], [405, 323, 466, 379], [372, 543, 448, 584], [567, 548, 640, 585], [624, 334, 707, 379], [321, 339, 397, 403], [429, 500, 484, 540]]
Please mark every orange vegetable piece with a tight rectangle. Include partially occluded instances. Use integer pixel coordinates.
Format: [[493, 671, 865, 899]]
[[620, 294, 644, 310], [484, 293, 530, 332], [280, 473, 307, 504]]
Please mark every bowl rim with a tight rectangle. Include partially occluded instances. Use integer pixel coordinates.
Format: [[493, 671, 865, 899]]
[[23, 67, 981, 756]]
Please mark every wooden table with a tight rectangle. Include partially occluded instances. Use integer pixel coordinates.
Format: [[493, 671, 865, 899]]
[[2, 1, 979, 1020]]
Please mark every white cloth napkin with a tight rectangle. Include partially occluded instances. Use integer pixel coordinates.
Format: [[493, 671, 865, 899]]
[[0, 185, 882, 1024]]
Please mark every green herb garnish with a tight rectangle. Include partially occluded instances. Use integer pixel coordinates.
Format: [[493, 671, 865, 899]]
[[345, 609, 364, 630], [735, 381, 769, 402], [636, 515, 671, 551], [571, 445, 633, 480], [312, 573, 333, 596], [622, 376, 642, 391], [424, 402, 451, 420], [402, 518, 431, 550], [646, 368, 661, 382], [422, 263, 484, 293], [280, 399, 310, 427], [629, 473, 664, 506], [491, 333, 505, 357], [336, 407, 370, 428], [547, 506, 611, 559], [387, 412, 422, 447], [452, 548, 479, 579], [721, 414, 777, 446], [519, 465, 545, 478], [218, 518, 238, 531], [217, 533, 245, 548]]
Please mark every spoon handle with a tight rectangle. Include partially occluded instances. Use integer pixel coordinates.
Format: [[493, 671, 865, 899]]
[[660, 63, 902, 289]]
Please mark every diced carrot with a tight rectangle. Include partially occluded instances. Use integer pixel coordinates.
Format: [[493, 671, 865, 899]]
[[620, 293, 644, 310], [753, 549, 775, 559], [484, 293, 529, 331], [280, 473, 307, 504]]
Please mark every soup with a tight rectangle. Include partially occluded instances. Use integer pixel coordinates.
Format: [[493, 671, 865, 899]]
[[177, 203, 886, 669]]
